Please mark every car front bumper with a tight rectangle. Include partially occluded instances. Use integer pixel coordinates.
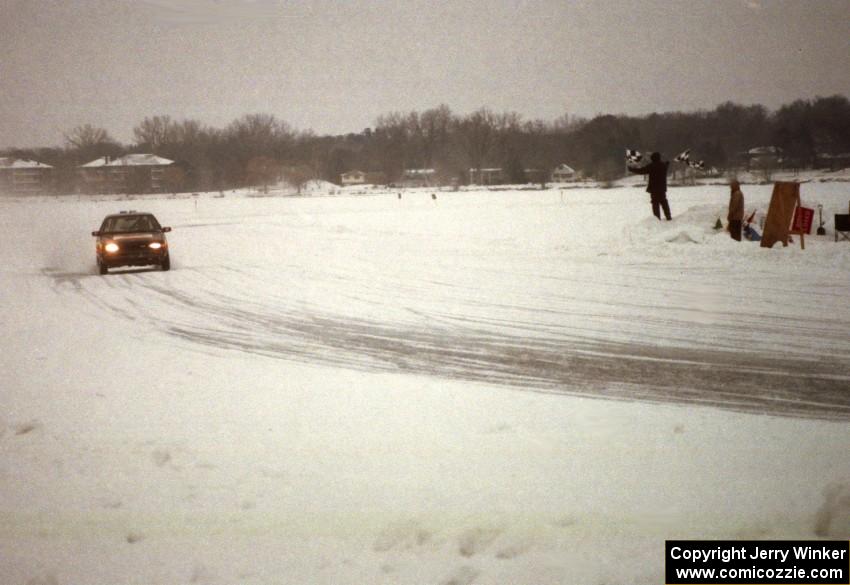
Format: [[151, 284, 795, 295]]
[[99, 249, 167, 268]]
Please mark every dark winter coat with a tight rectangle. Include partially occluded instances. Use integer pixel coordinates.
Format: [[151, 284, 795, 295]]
[[629, 159, 669, 194]]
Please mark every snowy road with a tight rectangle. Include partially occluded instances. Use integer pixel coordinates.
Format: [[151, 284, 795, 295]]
[[35, 186, 850, 420], [42, 259, 850, 421]]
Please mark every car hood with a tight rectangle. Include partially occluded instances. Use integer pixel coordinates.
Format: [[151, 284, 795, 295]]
[[105, 233, 164, 241]]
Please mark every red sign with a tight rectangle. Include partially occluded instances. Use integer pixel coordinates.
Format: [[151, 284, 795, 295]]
[[792, 206, 814, 234]]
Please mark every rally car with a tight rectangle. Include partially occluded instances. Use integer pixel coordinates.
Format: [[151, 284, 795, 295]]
[[92, 211, 171, 274]]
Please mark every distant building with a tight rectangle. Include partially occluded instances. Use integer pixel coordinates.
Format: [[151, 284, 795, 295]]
[[340, 170, 366, 186], [400, 168, 437, 188], [0, 157, 53, 194], [340, 170, 386, 186], [79, 154, 174, 194], [551, 163, 576, 182], [468, 168, 504, 185], [745, 146, 783, 170], [815, 152, 850, 171]]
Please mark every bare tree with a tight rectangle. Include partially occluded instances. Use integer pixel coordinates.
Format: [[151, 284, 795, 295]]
[[282, 164, 314, 194], [63, 124, 114, 150], [133, 115, 179, 150], [551, 112, 587, 133], [63, 124, 121, 168], [456, 108, 497, 174], [419, 105, 453, 168], [226, 113, 294, 158], [372, 111, 410, 181], [173, 119, 206, 145], [245, 155, 279, 192]]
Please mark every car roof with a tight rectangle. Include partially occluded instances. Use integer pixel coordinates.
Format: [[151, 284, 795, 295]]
[[103, 211, 156, 218]]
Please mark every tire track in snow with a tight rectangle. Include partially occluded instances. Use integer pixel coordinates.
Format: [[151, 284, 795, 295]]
[[136, 276, 850, 421], [47, 264, 850, 421]]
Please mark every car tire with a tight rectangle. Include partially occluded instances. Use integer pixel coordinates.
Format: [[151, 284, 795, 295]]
[[99, 261, 108, 275], [161, 255, 171, 271]]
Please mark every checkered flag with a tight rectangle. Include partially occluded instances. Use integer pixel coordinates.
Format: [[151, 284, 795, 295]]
[[674, 149, 691, 164], [625, 149, 643, 164], [673, 148, 707, 172]]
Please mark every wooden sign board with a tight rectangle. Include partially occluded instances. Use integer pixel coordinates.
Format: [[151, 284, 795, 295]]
[[760, 182, 801, 249]]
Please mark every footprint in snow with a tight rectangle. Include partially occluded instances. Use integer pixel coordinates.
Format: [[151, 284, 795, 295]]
[[373, 520, 433, 552], [495, 539, 532, 559], [152, 449, 172, 467], [14, 420, 42, 436], [458, 526, 502, 557], [815, 482, 850, 538], [441, 565, 479, 585]]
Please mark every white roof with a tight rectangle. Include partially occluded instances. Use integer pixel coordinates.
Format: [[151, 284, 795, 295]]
[[403, 168, 436, 175], [748, 146, 782, 155], [554, 164, 575, 173], [82, 154, 174, 167], [0, 157, 53, 169]]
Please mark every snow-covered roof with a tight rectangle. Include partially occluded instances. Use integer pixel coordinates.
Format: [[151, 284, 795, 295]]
[[0, 157, 53, 169], [403, 168, 436, 176], [747, 146, 782, 155], [553, 164, 575, 173], [81, 154, 174, 168], [341, 170, 365, 176]]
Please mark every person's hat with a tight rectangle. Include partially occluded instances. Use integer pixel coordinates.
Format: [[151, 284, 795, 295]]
[[650, 152, 661, 162]]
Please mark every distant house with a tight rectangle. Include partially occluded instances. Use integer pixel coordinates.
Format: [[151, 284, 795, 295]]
[[340, 170, 366, 186], [468, 168, 504, 185], [745, 146, 783, 169], [815, 152, 850, 171], [400, 168, 437, 188], [551, 163, 576, 182], [340, 170, 386, 186], [0, 157, 53, 194], [79, 154, 174, 194]]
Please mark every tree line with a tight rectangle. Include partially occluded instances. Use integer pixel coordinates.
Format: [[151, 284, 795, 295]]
[[3, 95, 849, 193]]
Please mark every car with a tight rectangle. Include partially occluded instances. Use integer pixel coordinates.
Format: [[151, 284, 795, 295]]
[[92, 211, 172, 274]]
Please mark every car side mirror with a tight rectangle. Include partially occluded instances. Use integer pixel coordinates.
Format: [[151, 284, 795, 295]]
[[91, 231, 100, 237], [162, 226, 172, 233]]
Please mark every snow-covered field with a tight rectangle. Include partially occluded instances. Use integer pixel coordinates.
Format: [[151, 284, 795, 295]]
[[2, 182, 849, 585]]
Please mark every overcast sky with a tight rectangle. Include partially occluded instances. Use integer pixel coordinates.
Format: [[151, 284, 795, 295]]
[[1, 0, 848, 148]]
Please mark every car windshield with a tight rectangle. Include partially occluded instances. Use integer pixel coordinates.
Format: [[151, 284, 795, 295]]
[[101, 215, 161, 233]]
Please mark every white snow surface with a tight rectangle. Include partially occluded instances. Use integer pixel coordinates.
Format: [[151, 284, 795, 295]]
[[2, 182, 850, 585]]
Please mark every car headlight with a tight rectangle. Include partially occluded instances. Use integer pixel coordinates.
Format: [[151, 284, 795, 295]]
[[104, 242, 119, 253], [148, 242, 162, 250]]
